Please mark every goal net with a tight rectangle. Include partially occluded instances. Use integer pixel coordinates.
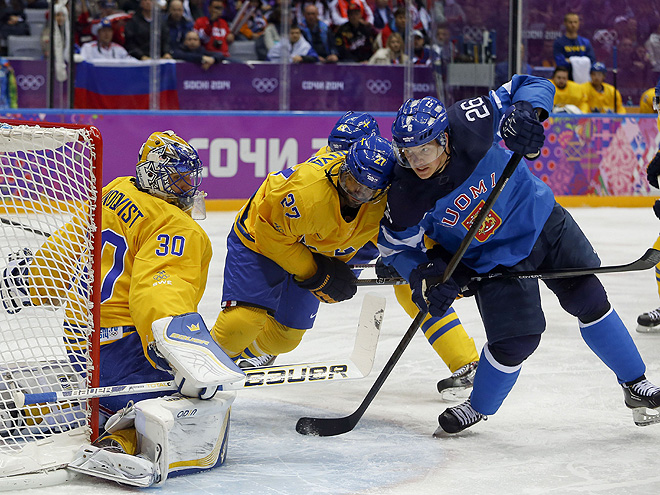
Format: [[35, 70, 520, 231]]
[[0, 121, 102, 489]]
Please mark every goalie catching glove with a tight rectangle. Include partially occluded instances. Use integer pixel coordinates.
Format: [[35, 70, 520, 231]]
[[148, 312, 245, 399], [1, 248, 33, 314], [499, 100, 545, 159], [409, 258, 460, 317], [295, 252, 357, 303]]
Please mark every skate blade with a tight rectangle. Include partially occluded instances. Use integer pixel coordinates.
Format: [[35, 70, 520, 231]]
[[439, 386, 472, 402], [631, 406, 660, 426], [636, 324, 660, 333]]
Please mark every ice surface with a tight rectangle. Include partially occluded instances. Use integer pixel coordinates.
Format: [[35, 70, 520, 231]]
[[14, 207, 660, 495]]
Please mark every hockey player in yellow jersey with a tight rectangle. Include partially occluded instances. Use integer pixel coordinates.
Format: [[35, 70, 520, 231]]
[[212, 133, 396, 371], [1, 131, 243, 486], [581, 62, 626, 114], [550, 66, 589, 113]]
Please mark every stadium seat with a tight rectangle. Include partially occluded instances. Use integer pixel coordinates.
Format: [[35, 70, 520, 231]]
[[7, 35, 43, 59], [229, 41, 256, 62], [24, 8, 47, 24]]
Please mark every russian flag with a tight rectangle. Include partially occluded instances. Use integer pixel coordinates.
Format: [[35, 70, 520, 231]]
[[74, 60, 179, 109]]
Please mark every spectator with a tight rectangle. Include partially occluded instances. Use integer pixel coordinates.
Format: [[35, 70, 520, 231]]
[[443, 0, 466, 26], [368, 30, 406, 65], [235, 0, 267, 41], [639, 86, 656, 113], [330, 0, 373, 29], [267, 23, 318, 63], [550, 66, 589, 113], [412, 29, 431, 65], [645, 23, 660, 73], [372, 0, 393, 31], [553, 12, 595, 82], [334, 2, 376, 63], [41, 4, 69, 81], [167, 0, 193, 50], [581, 62, 626, 114], [0, 0, 29, 52], [375, 6, 404, 50], [0, 57, 17, 109], [293, 0, 332, 27], [530, 38, 556, 68], [194, 0, 234, 57], [256, 5, 279, 60], [79, 17, 132, 60], [124, 0, 172, 60], [299, 3, 337, 63], [172, 29, 230, 68]]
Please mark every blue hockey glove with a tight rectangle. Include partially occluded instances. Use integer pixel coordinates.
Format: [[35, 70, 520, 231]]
[[1, 248, 33, 314], [647, 151, 660, 189], [409, 259, 460, 317], [296, 253, 357, 303], [500, 101, 545, 159], [375, 257, 401, 279], [653, 199, 660, 220], [426, 245, 479, 297]]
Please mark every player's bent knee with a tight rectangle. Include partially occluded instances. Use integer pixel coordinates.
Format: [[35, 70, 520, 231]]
[[551, 275, 609, 322], [257, 319, 307, 355], [488, 334, 541, 367], [212, 305, 270, 356]]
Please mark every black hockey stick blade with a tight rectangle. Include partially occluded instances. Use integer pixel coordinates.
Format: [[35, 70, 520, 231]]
[[472, 248, 660, 282], [296, 310, 426, 436]]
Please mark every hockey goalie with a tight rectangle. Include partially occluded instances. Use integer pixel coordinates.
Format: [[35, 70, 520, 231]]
[[1, 130, 244, 486]]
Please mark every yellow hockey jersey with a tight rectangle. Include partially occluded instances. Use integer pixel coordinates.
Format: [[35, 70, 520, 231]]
[[30, 176, 212, 357], [639, 87, 655, 114], [233, 151, 386, 281], [551, 79, 589, 112], [580, 81, 626, 114]]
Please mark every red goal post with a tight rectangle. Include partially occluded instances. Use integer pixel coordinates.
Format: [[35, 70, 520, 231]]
[[0, 120, 102, 489]]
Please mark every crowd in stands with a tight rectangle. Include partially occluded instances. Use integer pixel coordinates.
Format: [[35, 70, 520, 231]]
[[1, 0, 660, 112]]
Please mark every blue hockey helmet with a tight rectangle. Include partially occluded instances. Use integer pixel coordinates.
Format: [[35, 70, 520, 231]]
[[135, 130, 203, 211], [328, 111, 380, 152], [338, 134, 396, 206], [391, 96, 449, 169]]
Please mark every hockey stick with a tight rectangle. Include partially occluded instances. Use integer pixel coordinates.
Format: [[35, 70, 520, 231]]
[[0, 217, 51, 238], [353, 247, 660, 286], [13, 294, 385, 407], [296, 153, 524, 437]]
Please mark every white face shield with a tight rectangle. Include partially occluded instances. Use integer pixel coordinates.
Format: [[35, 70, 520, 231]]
[[653, 95, 660, 112]]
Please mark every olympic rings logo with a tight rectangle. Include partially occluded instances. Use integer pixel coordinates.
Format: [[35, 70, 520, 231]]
[[366, 79, 391, 94], [16, 75, 45, 91], [252, 78, 278, 93]]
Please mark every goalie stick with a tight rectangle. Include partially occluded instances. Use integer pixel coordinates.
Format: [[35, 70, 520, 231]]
[[0, 216, 52, 238], [13, 293, 385, 407], [296, 153, 523, 437], [352, 248, 660, 286]]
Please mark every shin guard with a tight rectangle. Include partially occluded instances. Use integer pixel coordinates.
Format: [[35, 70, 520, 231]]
[[470, 345, 521, 415]]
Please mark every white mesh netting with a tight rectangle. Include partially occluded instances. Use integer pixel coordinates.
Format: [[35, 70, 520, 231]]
[[0, 123, 100, 487]]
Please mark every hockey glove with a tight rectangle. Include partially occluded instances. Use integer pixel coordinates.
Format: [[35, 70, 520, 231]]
[[426, 245, 479, 296], [295, 253, 357, 303], [149, 313, 245, 400], [409, 259, 460, 317], [1, 248, 33, 314], [647, 151, 660, 189], [375, 257, 401, 279], [500, 100, 545, 159]]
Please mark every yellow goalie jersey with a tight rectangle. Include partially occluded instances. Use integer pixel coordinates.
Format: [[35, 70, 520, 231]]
[[29, 176, 212, 356], [233, 150, 386, 281]]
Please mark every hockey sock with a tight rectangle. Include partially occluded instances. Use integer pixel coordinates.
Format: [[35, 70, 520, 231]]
[[579, 308, 645, 383], [470, 345, 521, 415]]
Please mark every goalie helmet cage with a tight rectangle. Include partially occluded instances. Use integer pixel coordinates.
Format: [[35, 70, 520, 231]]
[[0, 120, 102, 489]]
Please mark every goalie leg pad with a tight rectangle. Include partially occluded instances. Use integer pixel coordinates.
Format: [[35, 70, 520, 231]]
[[67, 445, 158, 487], [149, 312, 245, 399], [134, 392, 236, 485]]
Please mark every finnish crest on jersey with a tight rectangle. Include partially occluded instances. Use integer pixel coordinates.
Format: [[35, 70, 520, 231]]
[[462, 200, 501, 242]]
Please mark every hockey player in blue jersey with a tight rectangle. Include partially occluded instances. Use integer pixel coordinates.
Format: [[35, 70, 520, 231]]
[[379, 75, 660, 435]]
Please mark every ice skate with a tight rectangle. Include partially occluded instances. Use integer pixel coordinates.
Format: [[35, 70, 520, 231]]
[[237, 354, 276, 369], [622, 376, 660, 426], [433, 398, 487, 436], [437, 360, 478, 401], [636, 307, 660, 333], [68, 443, 159, 487]]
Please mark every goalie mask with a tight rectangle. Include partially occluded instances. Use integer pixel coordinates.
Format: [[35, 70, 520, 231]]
[[328, 111, 380, 152], [337, 134, 396, 207], [391, 97, 449, 177], [135, 131, 203, 213]]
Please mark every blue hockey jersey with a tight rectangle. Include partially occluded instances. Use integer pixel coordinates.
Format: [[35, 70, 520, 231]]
[[379, 75, 556, 279]]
